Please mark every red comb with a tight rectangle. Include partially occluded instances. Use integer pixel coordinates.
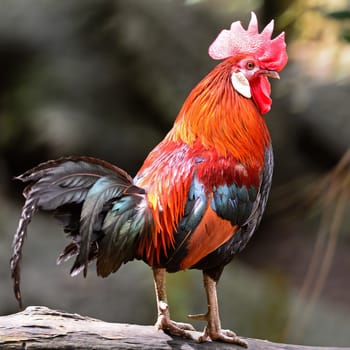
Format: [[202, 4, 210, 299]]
[[209, 12, 288, 72]]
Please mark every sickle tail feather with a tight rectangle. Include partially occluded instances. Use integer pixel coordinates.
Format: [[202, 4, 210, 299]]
[[10, 156, 153, 308]]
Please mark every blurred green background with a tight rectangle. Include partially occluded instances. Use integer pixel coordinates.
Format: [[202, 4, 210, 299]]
[[0, 0, 349, 347]]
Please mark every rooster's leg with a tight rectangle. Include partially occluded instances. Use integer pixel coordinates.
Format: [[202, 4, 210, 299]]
[[153, 267, 195, 337], [188, 271, 248, 347]]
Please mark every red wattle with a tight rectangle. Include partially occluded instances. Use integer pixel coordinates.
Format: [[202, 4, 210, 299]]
[[250, 75, 272, 114]]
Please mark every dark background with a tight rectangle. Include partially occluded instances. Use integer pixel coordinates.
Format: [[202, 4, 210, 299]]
[[0, 0, 349, 346]]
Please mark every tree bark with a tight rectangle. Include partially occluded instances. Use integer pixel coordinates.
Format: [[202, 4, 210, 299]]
[[0, 306, 347, 350]]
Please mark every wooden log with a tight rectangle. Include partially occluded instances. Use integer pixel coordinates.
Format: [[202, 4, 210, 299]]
[[0, 306, 348, 350]]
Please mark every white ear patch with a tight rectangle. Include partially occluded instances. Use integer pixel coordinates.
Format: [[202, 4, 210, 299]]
[[231, 71, 251, 98]]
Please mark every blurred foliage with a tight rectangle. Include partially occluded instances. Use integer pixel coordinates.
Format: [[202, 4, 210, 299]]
[[326, 9, 350, 42], [271, 150, 350, 343]]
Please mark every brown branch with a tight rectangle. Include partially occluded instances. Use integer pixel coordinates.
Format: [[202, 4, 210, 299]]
[[0, 306, 347, 350]]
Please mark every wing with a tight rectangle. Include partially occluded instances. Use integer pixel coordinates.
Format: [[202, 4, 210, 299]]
[[192, 146, 273, 275], [162, 146, 270, 272]]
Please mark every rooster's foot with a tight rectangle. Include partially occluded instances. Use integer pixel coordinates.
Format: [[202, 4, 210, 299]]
[[199, 325, 248, 347], [155, 301, 195, 339], [188, 312, 247, 347]]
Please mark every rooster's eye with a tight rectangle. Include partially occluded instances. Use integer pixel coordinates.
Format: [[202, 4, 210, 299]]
[[246, 61, 255, 70]]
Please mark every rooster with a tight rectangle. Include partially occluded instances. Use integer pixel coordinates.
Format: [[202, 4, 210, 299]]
[[11, 12, 287, 347]]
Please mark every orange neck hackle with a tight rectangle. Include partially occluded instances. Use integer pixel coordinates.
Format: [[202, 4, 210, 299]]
[[166, 58, 271, 169]]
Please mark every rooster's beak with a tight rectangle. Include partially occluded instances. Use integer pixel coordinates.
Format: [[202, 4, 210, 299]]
[[261, 70, 280, 79]]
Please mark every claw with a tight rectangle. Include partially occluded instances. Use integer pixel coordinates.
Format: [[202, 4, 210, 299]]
[[221, 329, 237, 337]]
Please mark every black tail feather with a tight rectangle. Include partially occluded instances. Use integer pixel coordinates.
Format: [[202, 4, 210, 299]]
[[56, 242, 78, 265], [70, 175, 132, 277], [10, 197, 38, 310], [10, 156, 152, 308]]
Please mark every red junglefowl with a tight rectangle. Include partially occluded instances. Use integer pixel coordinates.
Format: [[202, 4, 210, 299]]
[[11, 12, 287, 347]]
